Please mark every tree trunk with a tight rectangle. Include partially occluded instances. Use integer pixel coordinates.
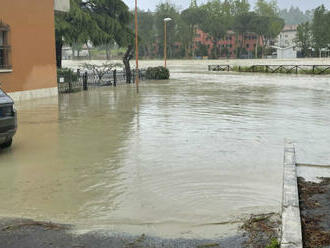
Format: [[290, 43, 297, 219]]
[[261, 37, 265, 59], [213, 40, 218, 59], [56, 39, 63, 68], [86, 42, 91, 60], [255, 35, 259, 59], [105, 43, 111, 60], [241, 32, 245, 58], [123, 45, 133, 84]]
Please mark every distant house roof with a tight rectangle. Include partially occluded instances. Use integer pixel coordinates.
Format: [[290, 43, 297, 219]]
[[282, 25, 298, 32]]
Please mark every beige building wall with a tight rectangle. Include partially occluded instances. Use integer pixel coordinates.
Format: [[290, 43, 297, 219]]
[[0, 0, 57, 94]]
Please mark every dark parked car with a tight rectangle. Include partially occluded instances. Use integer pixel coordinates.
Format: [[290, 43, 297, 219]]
[[0, 88, 17, 149]]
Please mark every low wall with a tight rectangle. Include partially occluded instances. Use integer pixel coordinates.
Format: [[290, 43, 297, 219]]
[[8, 87, 58, 103], [281, 143, 303, 248]]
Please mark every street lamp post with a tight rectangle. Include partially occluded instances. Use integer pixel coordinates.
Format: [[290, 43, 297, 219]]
[[135, 0, 139, 93], [163, 17, 172, 68]]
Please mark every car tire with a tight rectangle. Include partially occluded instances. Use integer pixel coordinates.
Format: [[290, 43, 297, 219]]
[[1, 138, 12, 149]]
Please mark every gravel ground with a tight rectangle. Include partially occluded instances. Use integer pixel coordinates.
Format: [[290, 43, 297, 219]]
[[0, 215, 281, 248], [298, 177, 330, 248], [0, 218, 244, 248]]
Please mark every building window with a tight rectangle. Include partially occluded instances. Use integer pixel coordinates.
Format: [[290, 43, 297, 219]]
[[246, 44, 249, 48], [0, 23, 11, 70]]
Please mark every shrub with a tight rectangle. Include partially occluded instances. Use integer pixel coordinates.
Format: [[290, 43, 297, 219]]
[[266, 239, 280, 248], [83, 62, 122, 81], [57, 68, 79, 82], [146, 66, 170, 80]]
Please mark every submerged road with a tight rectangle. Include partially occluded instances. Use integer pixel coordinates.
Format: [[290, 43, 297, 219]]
[[0, 59, 330, 240]]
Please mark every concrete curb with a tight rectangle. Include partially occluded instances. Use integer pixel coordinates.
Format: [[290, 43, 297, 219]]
[[281, 143, 303, 248], [8, 87, 58, 103]]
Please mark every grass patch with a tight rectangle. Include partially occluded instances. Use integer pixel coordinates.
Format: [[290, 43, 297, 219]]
[[265, 238, 280, 248], [146, 66, 170, 80]]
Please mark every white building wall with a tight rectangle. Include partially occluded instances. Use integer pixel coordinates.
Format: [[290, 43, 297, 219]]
[[277, 47, 297, 59], [276, 30, 297, 48], [54, 0, 70, 12]]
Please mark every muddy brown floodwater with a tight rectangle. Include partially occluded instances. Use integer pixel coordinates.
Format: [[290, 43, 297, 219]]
[[1, 59, 330, 240]]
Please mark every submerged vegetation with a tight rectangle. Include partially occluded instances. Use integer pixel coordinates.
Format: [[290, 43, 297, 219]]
[[146, 67, 170, 80]]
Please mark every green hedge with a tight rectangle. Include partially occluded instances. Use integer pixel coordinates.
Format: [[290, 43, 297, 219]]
[[57, 68, 79, 82], [146, 66, 170, 80]]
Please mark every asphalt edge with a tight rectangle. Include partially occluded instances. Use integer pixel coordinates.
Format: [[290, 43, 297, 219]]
[[281, 142, 303, 248]]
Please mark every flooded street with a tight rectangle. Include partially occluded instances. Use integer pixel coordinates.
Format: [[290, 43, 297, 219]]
[[1, 59, 330, 239]]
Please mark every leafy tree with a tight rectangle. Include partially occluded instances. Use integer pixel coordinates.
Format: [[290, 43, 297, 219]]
[[86, 0, 133, 50], [154, 3, 180, 58], [253, 0, 284, 57], [248, 15, 268, 57], [279, 7, 313, 25], [55, 0, 100, 67], [135, 10, 156, 58], [295, 22, 312, 57], [233, 12, 256, 57], [195, 42, 209, 57], [86, 0, 135, 83], [199, 0, 229, 58], [55, 0, 134, 82], [228, 0, 250, 16], [254, 0, 279, 17], [311, 5, 330, 54], [181, 6, 203, 57]]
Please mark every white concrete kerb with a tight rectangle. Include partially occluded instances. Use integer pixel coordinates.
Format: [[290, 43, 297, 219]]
[[281, 142, 303, 248], [7, 87, 58, 103]]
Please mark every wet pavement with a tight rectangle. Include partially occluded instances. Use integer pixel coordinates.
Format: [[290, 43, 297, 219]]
[[0, 218, 245, 248], [1, 59, 330, 239]]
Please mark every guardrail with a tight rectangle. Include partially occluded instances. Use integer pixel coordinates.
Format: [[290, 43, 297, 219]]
[[208, 64, 330, 75]]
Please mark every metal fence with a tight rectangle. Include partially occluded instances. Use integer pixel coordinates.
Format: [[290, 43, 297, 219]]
[[208, 64, 330, 75], [58, 69, 146, 94]]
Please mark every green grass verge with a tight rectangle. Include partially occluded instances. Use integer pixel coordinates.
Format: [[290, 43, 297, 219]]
[[265, 238, 280, 248]]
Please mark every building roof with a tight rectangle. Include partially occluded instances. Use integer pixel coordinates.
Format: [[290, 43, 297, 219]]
[[282, 25, 298, 32]]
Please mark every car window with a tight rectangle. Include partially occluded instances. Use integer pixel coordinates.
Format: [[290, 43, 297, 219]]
[[0, 89, 5, 97]]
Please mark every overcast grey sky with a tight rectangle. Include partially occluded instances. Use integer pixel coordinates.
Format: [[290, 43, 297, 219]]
[[123, 0, 330, 11]]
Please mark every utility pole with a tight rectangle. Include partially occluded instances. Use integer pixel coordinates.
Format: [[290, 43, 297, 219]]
[[164, 18, 172, 68], [135, 0, 139, 93]]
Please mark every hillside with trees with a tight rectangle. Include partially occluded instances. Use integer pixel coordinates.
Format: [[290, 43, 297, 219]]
[[279, 7, 313, 25]]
